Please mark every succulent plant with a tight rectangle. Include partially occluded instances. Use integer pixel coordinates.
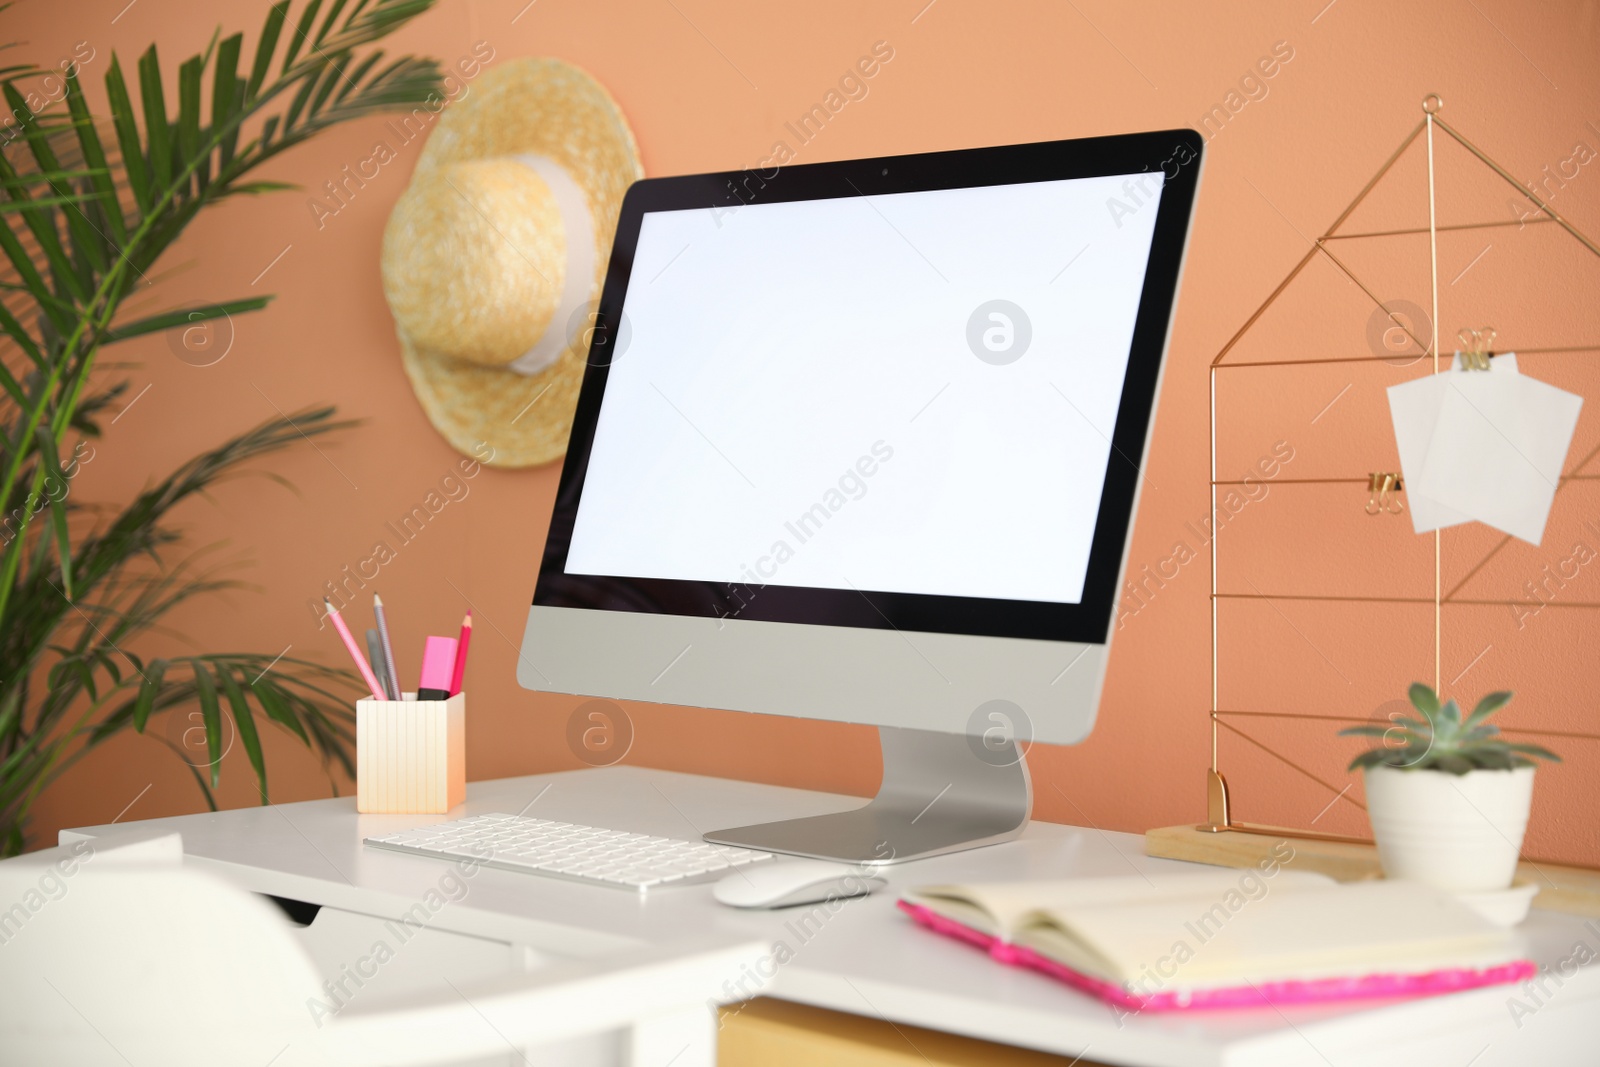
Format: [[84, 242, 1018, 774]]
[[1340, 683, 1561, 775]]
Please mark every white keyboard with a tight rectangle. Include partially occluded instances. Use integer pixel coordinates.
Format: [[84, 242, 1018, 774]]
[[364, 812, 776, 891]]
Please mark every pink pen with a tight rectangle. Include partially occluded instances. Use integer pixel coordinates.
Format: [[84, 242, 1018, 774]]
[[325, 599, 385, 700]]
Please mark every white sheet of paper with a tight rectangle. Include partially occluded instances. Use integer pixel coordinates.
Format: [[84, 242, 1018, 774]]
[[1420, 361, 1580, 545], [1387, 374, 1472, 535], [1387, 355, 1538, 535]]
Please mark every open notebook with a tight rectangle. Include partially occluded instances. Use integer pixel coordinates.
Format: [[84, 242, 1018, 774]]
[[899, 870, 1534, 1011]]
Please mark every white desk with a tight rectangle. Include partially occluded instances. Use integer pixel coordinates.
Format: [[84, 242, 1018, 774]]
[[64, 767, 1600, 1067]]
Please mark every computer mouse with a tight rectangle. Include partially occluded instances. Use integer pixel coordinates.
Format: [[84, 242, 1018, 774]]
[[712, 859, 887, 909]]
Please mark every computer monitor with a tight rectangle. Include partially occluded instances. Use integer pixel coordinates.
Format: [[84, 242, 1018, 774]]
[[520, 131, 1203, 864]]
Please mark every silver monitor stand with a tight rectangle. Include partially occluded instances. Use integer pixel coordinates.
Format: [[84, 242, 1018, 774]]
[[703, 725, 1031, 865]]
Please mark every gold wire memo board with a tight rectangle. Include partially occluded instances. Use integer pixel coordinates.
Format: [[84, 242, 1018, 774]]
[[1201, 94, 1600, 857]]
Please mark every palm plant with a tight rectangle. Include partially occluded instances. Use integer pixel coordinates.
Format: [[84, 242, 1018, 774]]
[[1341, 683, 1561, 775], [0, 0, 442, 854]]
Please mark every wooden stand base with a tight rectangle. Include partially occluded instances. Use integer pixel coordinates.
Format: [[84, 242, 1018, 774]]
[[1146, 824, 1600, 918]]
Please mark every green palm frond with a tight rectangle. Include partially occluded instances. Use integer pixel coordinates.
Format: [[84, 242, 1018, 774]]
[[0, 0, 441, 854]]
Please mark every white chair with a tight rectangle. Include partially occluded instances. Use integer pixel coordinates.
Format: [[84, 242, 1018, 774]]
[[0, 832, 765, 1066]]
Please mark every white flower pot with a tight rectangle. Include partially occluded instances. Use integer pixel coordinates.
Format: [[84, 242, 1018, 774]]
[[1363, 764, 1535, 893]]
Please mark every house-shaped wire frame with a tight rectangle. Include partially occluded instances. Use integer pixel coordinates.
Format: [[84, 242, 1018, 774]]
[[1201, 95, 1600, 848]]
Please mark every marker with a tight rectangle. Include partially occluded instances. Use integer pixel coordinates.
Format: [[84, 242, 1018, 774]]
[[449, 612, 472, 695], [418, 636, 457, 702], [325, 599, 384, 700], [365, 629, 392, 700], [372, 594, 401, 700]]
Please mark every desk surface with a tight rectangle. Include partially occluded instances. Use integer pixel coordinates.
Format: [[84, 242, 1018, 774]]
[[65, 767, 1599, 1067]]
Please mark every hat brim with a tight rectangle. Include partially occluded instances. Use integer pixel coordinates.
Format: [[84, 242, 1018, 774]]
[[393, 58, 643, 469]]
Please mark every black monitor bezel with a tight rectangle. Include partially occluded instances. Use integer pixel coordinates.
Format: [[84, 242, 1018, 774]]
[[533, 130, 1203, 644]]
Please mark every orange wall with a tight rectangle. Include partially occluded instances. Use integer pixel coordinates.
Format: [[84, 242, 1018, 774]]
[[16, 0, 1600, 865]]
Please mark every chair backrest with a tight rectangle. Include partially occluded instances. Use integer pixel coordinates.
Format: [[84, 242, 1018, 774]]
[[0, 832, 329, 1067]]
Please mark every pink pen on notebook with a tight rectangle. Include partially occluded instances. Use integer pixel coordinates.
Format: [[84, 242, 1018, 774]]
[[417, 636, 458, 701]]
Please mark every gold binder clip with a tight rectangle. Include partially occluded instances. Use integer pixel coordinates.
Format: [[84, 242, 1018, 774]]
[[1457, 326, 1496, 371], [1366, 472, 1405, 515]]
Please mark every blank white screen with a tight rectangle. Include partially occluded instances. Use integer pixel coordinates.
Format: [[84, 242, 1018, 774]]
[[564, 174, 1163, 603]]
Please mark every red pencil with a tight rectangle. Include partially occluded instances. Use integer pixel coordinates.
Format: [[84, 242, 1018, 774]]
[[449, 611, 472, 695]]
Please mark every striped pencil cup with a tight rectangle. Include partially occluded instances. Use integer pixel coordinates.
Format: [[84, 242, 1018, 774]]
[[356, 692, 465, 814]]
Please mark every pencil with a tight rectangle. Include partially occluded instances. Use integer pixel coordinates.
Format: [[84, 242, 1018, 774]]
[[449, 611, 472, 695], [326, 599, 385, 700], [365, 628, 391, 700], [373, 593, 402, 700]]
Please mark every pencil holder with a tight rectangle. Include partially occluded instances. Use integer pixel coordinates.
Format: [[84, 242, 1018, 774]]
[[356, 692, 465, 814]]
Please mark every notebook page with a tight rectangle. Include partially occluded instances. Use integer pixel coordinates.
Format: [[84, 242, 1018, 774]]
[[904, 869, 1332, 939], [1028, 879, 1519, 988]]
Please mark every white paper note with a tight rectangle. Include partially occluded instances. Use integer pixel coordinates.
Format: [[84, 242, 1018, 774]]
[[1387, 371, 1473, 535], [1419, 361, 1581, 545], [1382, 350, 1516, 534]]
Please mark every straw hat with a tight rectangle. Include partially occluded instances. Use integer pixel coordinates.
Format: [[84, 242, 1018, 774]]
[[381, 59, 643, 468]]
